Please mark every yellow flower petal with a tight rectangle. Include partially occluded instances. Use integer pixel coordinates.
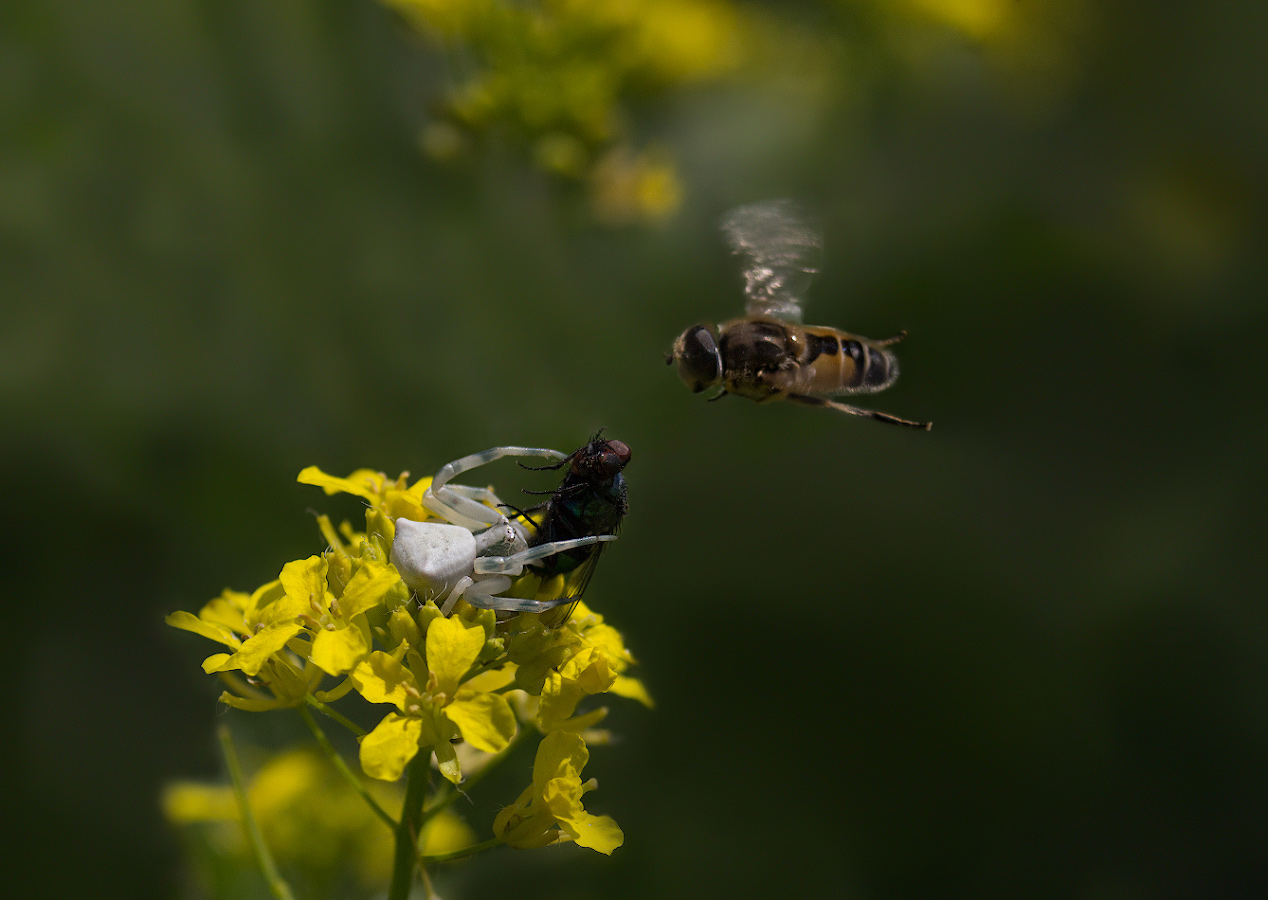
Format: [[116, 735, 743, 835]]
[[610, 675, 654, 708], [350, 647, 417, 710], [360, 712, 423, 781], [243, 580, 285, 628], [464, 666, 516, 693], [278, 556, 331, 618], [166, 610, 239, 648], [209, 621, 304, 676], [493, 784, 560, 849], [337, 562, 400, 621], [311, 624, 371, 676], [197, 589, 252, 633], [538, 670, 579, 729], [534, 730, 587, 795], [297, 466, 385, 502], [426, 616, 485, 698], [201, 652, 232, 673], [561, 810, 624, 855], [446, 691, 516, 753]]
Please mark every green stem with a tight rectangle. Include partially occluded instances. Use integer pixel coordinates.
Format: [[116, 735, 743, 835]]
[[218, 725, 296, 900], [305, 694, 367, 737], [423, 837, 503, 864], [422, 727, 529, 824], [388, 750, 432, 900], [297, 705, 396, 830]]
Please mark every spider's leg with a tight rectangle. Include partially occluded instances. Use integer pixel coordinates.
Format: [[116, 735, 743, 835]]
[[471, 534, 618, 576], [439, 575, 477, 617], [424, 446, 565, 529], [446, 483, 503, 507], [460, 588, 576, 614]]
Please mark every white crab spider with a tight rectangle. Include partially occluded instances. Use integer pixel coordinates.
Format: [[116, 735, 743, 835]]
[[390, 446, 617, 616]]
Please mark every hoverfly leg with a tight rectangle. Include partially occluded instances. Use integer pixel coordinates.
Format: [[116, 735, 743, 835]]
[[706, 389, 729, 403], [874, 330, 908, 347], [787, 394, 932, 431]]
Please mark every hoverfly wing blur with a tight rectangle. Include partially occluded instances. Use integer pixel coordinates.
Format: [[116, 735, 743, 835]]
[[668, 199, 932, 430], [721, 199, 821, 323]]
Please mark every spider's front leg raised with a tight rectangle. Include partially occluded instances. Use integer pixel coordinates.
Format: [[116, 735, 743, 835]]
[[423, 446, 566, 530]]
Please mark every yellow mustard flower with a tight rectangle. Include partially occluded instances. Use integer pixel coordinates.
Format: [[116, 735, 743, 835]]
[[166, 549, 403, 710], [506, 601, 653, 731], [355, 611, 517, 784], [170, 459, 648, 878], [494, 730, 623, 854]]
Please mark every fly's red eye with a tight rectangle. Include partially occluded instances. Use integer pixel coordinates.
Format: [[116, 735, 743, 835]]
[[605, 440, 631, 469]]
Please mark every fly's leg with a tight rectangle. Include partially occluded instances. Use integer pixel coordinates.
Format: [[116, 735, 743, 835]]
[[471, 534, 618, 576], [786, 394, 932, 430], [424, 446, 566, 530]]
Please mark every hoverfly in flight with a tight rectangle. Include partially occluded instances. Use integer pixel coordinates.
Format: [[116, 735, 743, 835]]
[[668, 200, 931, 430]]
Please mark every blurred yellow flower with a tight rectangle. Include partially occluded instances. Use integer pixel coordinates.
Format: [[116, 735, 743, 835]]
[[382, 0, 757, 221], [164, 748, 474, 888]]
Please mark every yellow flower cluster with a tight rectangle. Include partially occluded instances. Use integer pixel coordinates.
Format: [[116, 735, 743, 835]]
[[168, 465, 650, 855], [385, 0, 746, 222]]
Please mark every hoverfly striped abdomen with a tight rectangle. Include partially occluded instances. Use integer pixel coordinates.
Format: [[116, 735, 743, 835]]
[[794, 328, 899, 396]]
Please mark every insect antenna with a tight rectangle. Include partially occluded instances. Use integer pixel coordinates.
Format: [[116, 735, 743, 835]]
[[522, 481, 590, 498], [498, 501, 541, 528], [519, 458, 567, 472]]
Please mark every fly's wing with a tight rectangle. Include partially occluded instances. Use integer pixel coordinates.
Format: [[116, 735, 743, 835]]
[[504, 505, 609, 622], [506, 543, 606, 627], [721, 199, 821, 323]]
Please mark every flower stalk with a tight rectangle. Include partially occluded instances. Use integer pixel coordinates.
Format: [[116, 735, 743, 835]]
[[219, 725, 296, 900], [389, 750, 433, 900]]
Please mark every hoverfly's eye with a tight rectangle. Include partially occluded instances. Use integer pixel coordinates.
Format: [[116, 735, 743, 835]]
[[672, 325, 722, 393]]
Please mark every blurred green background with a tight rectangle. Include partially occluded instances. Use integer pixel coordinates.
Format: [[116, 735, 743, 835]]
[[5, 0, 1267, 898]]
